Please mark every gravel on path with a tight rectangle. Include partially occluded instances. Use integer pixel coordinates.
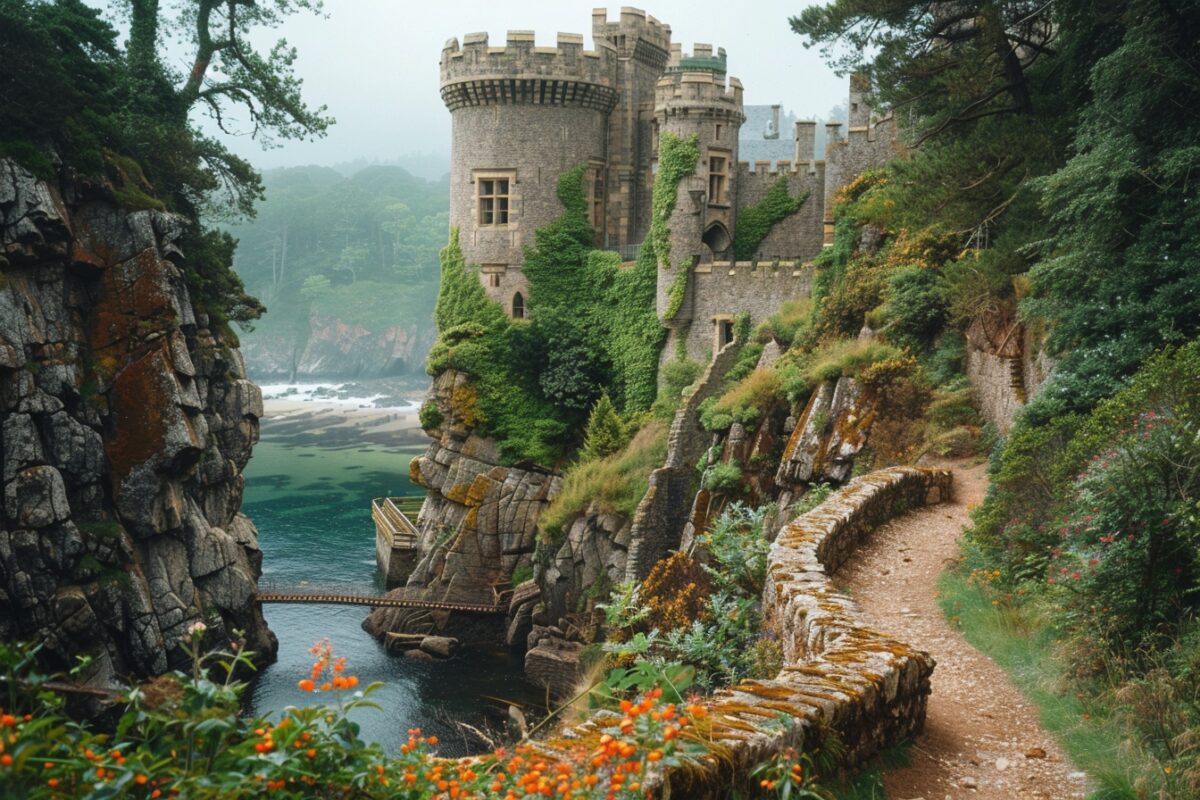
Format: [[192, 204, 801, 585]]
[[835, 462, 1087, 800]]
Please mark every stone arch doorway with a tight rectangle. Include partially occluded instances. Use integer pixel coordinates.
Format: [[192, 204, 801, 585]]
[[511, 292, 525, 319], [702, 222, 731, 259]]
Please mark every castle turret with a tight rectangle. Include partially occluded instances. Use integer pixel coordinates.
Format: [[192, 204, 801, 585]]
[[592, 8, 672, 249], [652, 47, 745, 325], [440, 31, 620, 314]]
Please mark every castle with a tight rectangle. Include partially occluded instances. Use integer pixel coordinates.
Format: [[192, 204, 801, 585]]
[[440, 7, 899, 361]]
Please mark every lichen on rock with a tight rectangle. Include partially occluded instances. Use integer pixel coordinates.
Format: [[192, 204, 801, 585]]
[[0, 159, 275, 694]]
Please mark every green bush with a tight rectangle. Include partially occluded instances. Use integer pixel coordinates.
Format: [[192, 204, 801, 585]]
[[417, 400, 443, 432], [580, 393, 628, 462], [882, 265, 948, 350], [701, 461, 744, 494]]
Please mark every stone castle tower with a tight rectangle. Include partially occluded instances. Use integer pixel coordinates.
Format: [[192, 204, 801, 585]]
[[439, 8, 899, 359]]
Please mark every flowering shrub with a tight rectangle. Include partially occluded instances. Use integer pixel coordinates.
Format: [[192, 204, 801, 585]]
[[0, 631, 709, 799], [1048, 409, 1200, 645]]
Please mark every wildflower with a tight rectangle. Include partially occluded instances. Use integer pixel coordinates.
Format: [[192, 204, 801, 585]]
[[185, 621, 207, 638]]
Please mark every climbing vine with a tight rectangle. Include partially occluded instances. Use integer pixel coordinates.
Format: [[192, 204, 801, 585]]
[[649, 132, 700, 271], [731, 176, 809, 261], [662, 261, 692, 321]]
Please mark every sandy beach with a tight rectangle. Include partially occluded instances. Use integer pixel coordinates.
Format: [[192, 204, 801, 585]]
[[257, 382, 430, 449]]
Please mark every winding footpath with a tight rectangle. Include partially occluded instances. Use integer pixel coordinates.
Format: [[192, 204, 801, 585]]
[[836, 462, 1087, 800]]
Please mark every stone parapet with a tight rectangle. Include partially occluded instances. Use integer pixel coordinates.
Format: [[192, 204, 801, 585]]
[[499, 467, 950, 796], [440, 32, 619, 112], [654, 69, 744, 122]]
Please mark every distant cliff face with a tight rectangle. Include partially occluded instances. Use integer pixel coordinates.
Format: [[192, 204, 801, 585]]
[[0, 160, 275, 689], [240, 313, 437, 380]]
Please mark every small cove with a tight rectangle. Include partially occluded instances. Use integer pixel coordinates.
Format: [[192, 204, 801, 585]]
[[243, 386, 543, 757]]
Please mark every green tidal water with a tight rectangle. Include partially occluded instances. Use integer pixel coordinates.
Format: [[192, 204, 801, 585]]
[[243, 416, 543, 757]]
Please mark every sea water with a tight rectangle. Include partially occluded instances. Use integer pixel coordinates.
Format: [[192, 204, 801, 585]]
[[243, 390, 543, 757]]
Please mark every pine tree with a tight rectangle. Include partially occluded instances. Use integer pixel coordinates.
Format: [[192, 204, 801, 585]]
[[580, 393, 627, 462]]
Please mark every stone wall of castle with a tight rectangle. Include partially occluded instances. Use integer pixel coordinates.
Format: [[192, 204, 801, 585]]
[[734, 161, 826, 261]]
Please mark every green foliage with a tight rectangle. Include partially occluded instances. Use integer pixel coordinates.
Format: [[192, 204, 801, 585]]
[[972, 341, 1200, 646], [580, 393, 628, 462], [661, 261, 692, 321], [731, 177, 809, 261], [433, 229, 507, 333], [790, 483, 833, 518], [649, 133, 701, 271], [1023, 2, 1200, 418], [802, 338, 906, 385], [701, 461, 744, 494], [417, 400, 443, 432], [760, 297, 812, 349], [700, 370, 783, 433], [882, 266, 948, 350], [655, 356, 704, 416], [0, 638, 700, 800], [426, 159, 675, 464], [699, 502, 773, 595], [538, 422, 668, 546]]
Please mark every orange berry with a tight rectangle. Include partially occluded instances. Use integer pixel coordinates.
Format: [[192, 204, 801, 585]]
[[0, 755, 11, 767], [48, 778, 59, 787], [135, 774, 148, 785]]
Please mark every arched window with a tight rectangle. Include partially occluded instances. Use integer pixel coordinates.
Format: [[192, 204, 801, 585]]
[[512, 292, 525, 319]]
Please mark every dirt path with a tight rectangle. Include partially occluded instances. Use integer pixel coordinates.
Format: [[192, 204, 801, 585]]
[[835, 463, 1087, 800]]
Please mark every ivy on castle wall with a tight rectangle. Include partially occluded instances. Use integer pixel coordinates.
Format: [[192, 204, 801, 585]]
[[649, 132, 700, 272], [731, 176, 809, 261], [426, 165, 669, 466], [663, 261, 692, 321]]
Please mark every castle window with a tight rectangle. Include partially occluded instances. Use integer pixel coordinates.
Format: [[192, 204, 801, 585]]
[[489, 273, 501, 288], [476, 172, 513, 226], [715, 123, 722, 141], [511, 292, 525, 319], [708, 150, 730, 206], [589, 166, 606, 230]]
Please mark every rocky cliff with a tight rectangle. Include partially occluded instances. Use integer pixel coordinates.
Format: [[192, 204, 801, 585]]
[[363, 369, 559, 644], [241, 313, 436, 380], [0, 160, 275, 690]]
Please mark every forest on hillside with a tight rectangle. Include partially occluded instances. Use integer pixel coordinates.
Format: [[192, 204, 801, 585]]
[[226, 164, 448, 379]]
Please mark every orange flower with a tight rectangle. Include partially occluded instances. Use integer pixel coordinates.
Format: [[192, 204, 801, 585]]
[[297, 679, 315, 692]]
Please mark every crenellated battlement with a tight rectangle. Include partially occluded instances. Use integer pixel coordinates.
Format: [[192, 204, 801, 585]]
[[737, 158, 823, 178], [654, 68, 744, 121], [591, 6, 672, 67], [666, 42, 727, 74], [440, 31, 619, 112]]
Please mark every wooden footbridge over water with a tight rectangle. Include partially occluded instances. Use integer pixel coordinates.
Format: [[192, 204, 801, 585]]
[[254, 589, 507, 614]]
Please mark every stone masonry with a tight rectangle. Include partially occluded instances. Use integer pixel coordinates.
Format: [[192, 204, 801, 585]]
[[440, 8, 900, 361]]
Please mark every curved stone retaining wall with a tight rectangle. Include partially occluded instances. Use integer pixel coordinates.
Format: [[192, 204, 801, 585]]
[[513, 466, 951, 796]]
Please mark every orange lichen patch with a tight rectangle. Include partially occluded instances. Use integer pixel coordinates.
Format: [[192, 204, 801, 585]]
[[71, 242, 107, 270], [104, 346, 188, 497], [463, 474, 496, 507], [409, 458, 427, 488], [443, 482, 471, 505], [735, 682, 800, 701], [89, 248, 174, 361], [449, 384, 481, 428]]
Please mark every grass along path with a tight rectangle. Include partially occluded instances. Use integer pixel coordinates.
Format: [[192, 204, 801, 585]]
[[833, 462, 1087, 799]]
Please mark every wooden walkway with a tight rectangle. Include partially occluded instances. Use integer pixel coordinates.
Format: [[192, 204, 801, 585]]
[[255, 591, 506, 614]]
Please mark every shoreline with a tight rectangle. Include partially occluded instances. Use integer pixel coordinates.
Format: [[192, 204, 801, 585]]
[[258, 381, 430, 449]]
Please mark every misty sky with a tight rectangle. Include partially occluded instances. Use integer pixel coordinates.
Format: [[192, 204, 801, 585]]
[[200, 1, 847, 171]]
